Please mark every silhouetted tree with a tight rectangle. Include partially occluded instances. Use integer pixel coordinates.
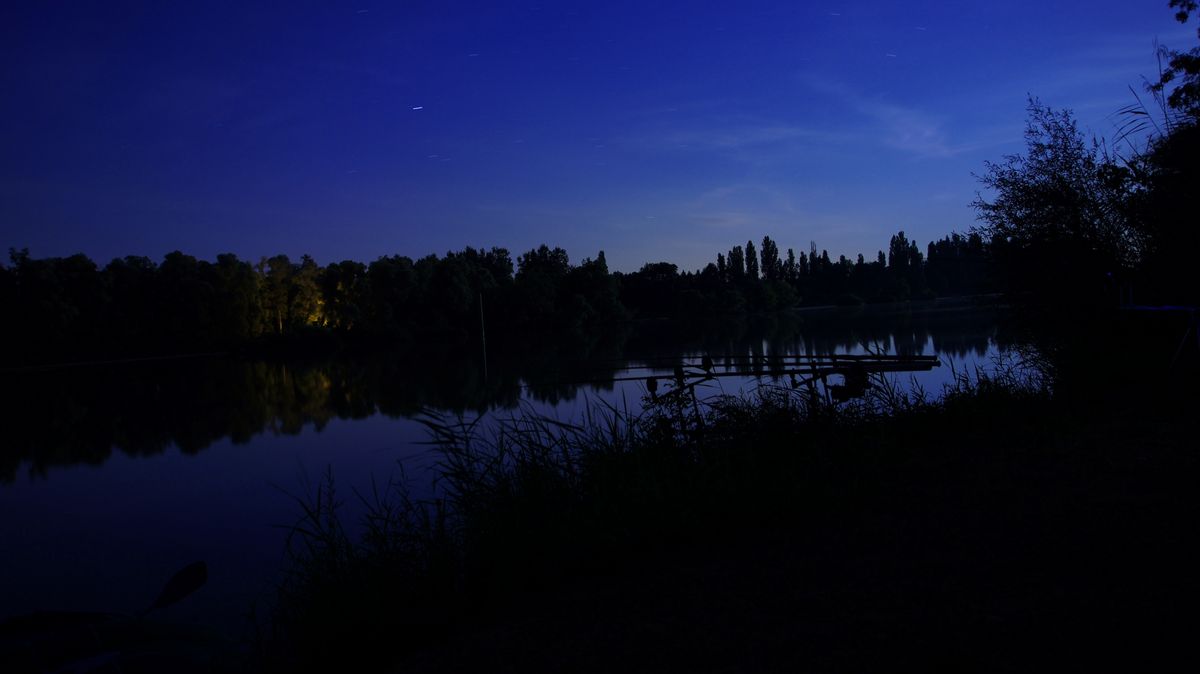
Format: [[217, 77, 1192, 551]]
[[728, 246, 746, 279], [1153, 1, 1200, 117], [210, 253, 264, 340], [1133, 2, 1200, 303], [365, 255, 417, 334], [512, 245, 572, 328], [563, 250, 626, 330], [260, 255, 293, 335], [290, 255, 325, 329], [103, 255, 158, 343], [745, 240, 759, 279], [622, 261, 680, 318], [159, 251, 215, 342], [760, 236, 781, 281], [926, 232, 992, 297], [0, 257, 13, 332], [972, 99, 1141, 305], [321, 260, 368, 331]]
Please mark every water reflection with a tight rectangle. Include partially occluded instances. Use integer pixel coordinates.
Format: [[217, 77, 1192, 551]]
[[1, 302, 1007, 482], [625, 301, 1004, 365]]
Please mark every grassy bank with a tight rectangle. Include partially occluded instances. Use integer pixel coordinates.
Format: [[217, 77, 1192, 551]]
[[262, 352, 1198, 672]]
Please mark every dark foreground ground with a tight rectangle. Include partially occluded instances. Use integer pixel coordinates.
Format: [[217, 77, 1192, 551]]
[[393, 419, 1190, 666], [389, 392, 1196, 673]]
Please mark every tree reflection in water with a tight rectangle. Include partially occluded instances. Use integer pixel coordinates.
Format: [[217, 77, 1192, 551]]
[[1, 302, 1007, 482]]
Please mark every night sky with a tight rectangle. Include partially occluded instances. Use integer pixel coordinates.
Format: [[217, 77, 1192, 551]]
[[1, 1, 1190, 272]]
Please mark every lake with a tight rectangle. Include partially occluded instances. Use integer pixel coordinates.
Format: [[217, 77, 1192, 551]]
[[0, 300, 1015, 635]]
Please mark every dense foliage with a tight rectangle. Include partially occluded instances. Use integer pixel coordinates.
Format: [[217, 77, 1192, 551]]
[[0, 232, 996, 365], [970, 3, 1200, 309]]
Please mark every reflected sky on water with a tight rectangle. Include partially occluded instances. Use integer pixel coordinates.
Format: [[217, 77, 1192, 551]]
[[0, 302, 1014, 631]]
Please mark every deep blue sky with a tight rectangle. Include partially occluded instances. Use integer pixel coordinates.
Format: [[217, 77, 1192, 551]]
[[1, 1, 1191, 272]]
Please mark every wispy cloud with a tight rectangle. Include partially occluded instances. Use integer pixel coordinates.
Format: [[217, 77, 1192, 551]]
[[688, 211, 757, 229], [638, 120, 855, 158], [799, 77, 982, 159], [690, 183, 800, 214], [670, 124, 822, 150], [855, 101, 959, 158]]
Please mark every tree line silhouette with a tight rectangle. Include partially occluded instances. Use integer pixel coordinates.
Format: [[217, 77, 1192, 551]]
[[0, 230, 995, 365]]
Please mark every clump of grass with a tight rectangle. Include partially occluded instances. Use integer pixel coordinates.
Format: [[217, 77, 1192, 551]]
[[263, 466, 457, 672], [265, 359, 1054, 670]]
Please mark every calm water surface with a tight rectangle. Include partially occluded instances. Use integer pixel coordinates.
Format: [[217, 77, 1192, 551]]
[[0, 302, 1014, 632]]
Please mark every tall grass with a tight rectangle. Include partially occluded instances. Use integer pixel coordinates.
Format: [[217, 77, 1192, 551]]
[[264, 357, 1050, 670]]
